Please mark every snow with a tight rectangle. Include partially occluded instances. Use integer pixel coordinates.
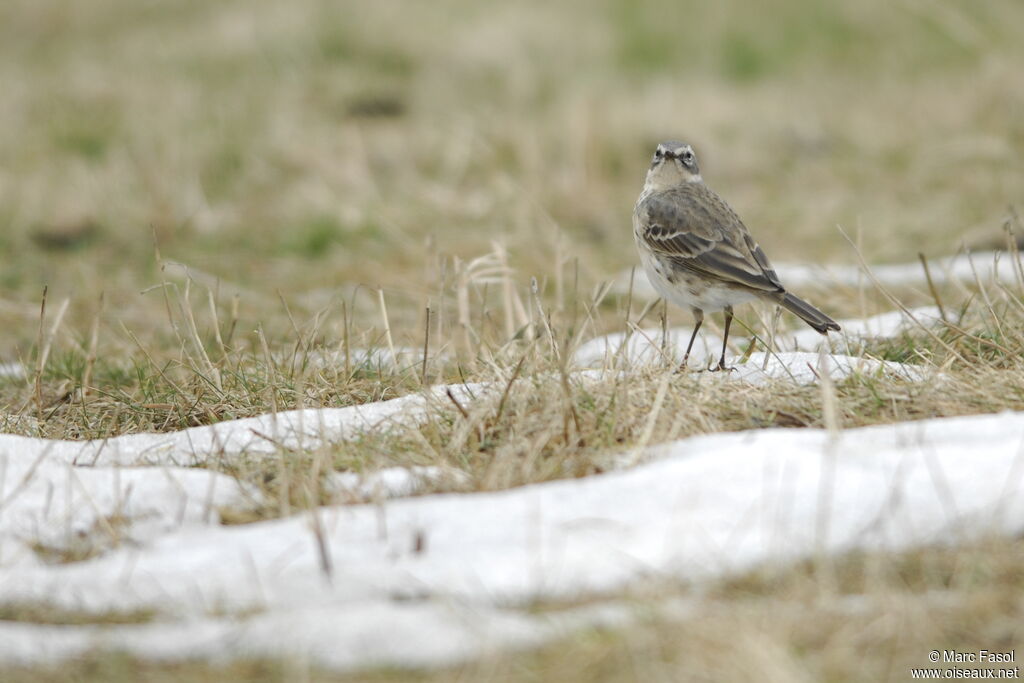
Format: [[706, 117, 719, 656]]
[[0, 455, 247, 568], [278, 346, 437, 372], [612, 250, 1019, 300], [729, 352, 926, 384], [0, 301, 1013, 672], [1, 410, 1024, 671], [574, 306, 941, 378], [776, 250, 1020, 288], [0, 383, 482, 469], [326, 465, 470, 502], [788, 305, 942, 349], [0, 384, 480, 568], [0, 362, 25, 380]]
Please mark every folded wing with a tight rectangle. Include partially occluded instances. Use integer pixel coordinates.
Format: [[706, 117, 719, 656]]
[[638, 185, 785, 294]]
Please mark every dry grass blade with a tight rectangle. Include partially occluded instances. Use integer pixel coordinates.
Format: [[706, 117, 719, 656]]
[[839, 226, 967, 365]]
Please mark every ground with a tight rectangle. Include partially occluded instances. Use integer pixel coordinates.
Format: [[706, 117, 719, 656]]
[[0, 0, 1023, 680]]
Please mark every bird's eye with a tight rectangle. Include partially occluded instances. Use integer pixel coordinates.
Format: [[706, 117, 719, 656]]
[[682, 151, 694, 164], [654, 149, 664, 159]]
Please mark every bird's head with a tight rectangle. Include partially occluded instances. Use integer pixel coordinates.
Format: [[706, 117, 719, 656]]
[[644, 141, 702, 191]]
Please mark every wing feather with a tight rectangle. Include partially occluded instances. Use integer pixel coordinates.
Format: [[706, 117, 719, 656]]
[[638, 184, 784, 294]]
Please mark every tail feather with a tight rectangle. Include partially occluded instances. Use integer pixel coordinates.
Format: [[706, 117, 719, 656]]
[[780, 293, 840, 334]]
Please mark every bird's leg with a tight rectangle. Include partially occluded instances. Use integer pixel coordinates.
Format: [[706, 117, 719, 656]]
[[678, 309, 703, 372], [715, 306, 734, 371]]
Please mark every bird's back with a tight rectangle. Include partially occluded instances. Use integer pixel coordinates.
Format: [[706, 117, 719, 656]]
[[636, 182, 784, 295]]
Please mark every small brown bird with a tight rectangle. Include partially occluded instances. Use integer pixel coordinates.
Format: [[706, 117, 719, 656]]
[[633, 141, 840, 370]]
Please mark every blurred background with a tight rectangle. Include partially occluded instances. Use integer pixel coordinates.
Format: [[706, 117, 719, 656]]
[[0, 0, 1021, 421]]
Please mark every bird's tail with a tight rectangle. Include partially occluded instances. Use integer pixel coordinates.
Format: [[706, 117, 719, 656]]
[[780, 293, 841, 334]]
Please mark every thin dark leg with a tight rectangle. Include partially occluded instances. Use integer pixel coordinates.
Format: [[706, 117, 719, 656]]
[[716, 306, 733, 371], [678, 309, 703, 372]]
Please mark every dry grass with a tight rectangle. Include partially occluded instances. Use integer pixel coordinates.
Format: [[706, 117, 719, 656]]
[[1, 0, 1024, 678], [1, 0, 1021, 354], [208, 290, 1024, 525], [0, 603, 155, 626], [25, 511, 136, 564]]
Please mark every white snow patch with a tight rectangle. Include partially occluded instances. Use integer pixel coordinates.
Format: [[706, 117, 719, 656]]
[[278, 346, 440, 372], [612, 251, 1019, 299], [776, 250, 1019, 288], [730, 352, 925, 385], [0, 603, 558, 671], [0, 455, 249, 568], [326, 466, 470, 502], [0, 383, 481, 469], [0, 384, 481, 568], [574, 306, 938, 379], [787, 306, 942, 351], [0, 301, 999, 670], [0, 362, 26, 380], [1, 411, 1023, 670]]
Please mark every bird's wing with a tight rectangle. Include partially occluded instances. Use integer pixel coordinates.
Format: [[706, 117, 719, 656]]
[[638, 185, 784, 293]]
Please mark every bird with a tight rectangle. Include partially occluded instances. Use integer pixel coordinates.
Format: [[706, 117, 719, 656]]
[[632, 141, 840, 371]]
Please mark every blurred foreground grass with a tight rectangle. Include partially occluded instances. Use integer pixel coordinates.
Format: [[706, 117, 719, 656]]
[[4, 539, 1023, 683]]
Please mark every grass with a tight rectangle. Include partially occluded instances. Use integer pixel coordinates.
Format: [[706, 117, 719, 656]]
[[209, 294, 1024, 525], [1, 0, 1024, 678], [0, 603, 155, 626], [26, 511, 135, 565]]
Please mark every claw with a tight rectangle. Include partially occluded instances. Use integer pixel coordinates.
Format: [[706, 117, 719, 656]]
[[676, 354, 690, 373]]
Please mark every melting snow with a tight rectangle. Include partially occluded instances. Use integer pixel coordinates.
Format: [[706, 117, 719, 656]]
[[574, 306, 940, 377], [1, 410, 1022, 670], [0, 383, 481, 469], [611, 251, 1020, 301], [0, 304, 1012, 673]]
